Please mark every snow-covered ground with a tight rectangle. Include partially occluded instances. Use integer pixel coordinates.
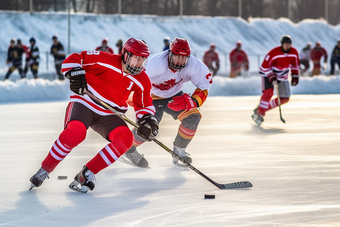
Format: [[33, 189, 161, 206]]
[[1, 75, 340, 103], [1, 95, 340, 226]]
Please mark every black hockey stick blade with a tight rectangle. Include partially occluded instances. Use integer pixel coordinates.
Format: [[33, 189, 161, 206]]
[[218, 181, 253, 189], [280, 115, 286, 124]]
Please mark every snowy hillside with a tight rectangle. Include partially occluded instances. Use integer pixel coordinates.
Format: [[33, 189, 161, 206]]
[[1, 12, 340, 103], [1, 12, 340, 75]]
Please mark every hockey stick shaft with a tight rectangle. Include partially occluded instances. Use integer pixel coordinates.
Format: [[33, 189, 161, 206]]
[[274, 82, 286, 124], [84, 91, 252, 190]]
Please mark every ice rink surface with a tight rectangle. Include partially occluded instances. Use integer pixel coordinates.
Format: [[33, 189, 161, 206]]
[[1, 95, 340, 227]]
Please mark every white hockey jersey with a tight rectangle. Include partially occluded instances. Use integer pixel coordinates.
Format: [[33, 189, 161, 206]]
[[145, 51, 212, 98]]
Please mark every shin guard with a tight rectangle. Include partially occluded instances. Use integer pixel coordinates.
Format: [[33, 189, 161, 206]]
[[86, 126, 133, 174], [258, 88, 274, 116], [42, 120, 87, 173]]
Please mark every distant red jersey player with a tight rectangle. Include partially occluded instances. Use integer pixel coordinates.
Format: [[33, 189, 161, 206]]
[[310, 42, 328, 76], [203, 43, 219, 76], [29, 38, 159, 193], [252, 35, 300, 126], [229, 41, 249, 78], [95, 38, 114, 54]]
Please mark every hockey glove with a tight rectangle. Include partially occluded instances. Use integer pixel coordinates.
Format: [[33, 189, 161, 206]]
[[137, 114, 159, 141], [168, 93, 198, 112], [65, 67, 88, 95], [267, 72, 277, 84], [291, 74, 299, 86]]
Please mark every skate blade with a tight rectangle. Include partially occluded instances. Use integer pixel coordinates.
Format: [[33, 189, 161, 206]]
[[69, 180, 90, 193], [29, 183, 36, 191], [251, 114, 262, 126]]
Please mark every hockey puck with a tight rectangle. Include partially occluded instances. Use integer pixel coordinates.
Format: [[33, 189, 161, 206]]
[[58, 176, 67, 180], [204, 194, 215, 199]]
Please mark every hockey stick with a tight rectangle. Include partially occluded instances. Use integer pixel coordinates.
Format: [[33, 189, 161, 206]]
[[84, 90, 252, 190], [273, 81, 286, 124]]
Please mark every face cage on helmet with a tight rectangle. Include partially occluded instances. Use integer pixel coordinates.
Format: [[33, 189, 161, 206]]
[[125, 52, 148, 76], [168, 51, 190, 72]]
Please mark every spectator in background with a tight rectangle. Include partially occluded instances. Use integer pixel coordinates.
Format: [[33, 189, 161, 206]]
[[310, 42, 328, 76], [330, 39, 340, 75], [116, 39, 123, 55], [24, 37, 40, 79], [4, 38, 25, 80], [18, 39, 30, 77], [96, 38, 114, 54], [163, 37, 170, 51], [299, 42, 311, 76], [51, 35, 66, 80], [203, 43, 220, 77], [229, 41, 249, 78]]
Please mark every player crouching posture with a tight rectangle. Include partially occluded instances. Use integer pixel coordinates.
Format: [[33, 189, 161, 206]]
[[124, 37, 213, 168], [252, 35, 300, 126], [29, 38, 158, 193]]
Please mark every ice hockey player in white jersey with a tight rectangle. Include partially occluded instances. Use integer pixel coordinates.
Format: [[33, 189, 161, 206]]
[[124, 37, 213, 167]]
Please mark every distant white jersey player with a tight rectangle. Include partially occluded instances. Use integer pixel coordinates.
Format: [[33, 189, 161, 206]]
[[124, 37, 213, 168]]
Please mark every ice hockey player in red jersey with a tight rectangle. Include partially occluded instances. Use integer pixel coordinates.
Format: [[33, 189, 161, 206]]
[[29, 38, 158, 193], [203, 43, 220, 77], [124, 37, 213, 168], [310, 42, 328, 76], [229, 41, 249, 78], [96, 38, 114, 54], [251, 35, 300, 126]]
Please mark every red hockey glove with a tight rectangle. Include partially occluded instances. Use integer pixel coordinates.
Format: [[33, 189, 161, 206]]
[[168, 93, 198, 112], [267, 72, 277, 84], [65, 67, 88, 95], [291, 74, 299, 86], [137, 114, 159, 141]]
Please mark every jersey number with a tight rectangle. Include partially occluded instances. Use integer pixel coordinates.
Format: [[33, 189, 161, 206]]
[[206, 73, 212, 84], [127, 82, 134, 91], [87, 51, 100, 55]]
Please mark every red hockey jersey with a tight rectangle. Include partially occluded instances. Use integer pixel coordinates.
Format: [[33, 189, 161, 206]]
[[260, 46, 299, 81], [61, 51, 155, 119], [310, 47, 327, 61], [95, 46, 114, 54]]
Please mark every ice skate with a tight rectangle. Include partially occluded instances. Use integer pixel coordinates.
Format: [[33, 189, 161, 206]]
[[172, 146, 192, 165], [29, 167, 50, 190], [251, 106, 264, 126], [69, 165, 96, 193], [124, 147, 149, 168]]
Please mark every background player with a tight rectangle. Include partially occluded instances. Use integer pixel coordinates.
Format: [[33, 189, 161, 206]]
[[252, 35, 300, 126]]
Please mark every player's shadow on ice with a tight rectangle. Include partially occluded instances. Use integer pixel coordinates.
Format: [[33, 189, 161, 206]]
[[62, 166, 187, 226], [0, 190, 52, 225], [249, 125, 285, 135]]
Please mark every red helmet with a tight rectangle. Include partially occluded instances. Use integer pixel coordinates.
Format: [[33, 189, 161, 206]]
[[122, 38, 150, 58], [168, 38, 191, 72], [102, 38, 108, 44], [122, 38, 150, 75], [169, 38, 191, 56]]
